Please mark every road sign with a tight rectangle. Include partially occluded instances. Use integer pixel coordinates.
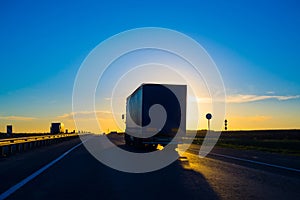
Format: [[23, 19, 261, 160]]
[[206, 113, 212, 120]]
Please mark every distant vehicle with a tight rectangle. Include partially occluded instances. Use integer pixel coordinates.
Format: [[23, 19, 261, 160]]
[[6, 125, 13, 135], [124, 83, 186, 149], [50, 122, 64, 134]]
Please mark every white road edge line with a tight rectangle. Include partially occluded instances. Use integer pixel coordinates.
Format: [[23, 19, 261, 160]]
[[189, 149, 300, 173], [0, 138, 89, 200]]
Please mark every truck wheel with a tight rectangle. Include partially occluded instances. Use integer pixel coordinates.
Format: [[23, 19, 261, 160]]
[[134, 138, 144, 149], [124, 134, 131, 146], [147, 144, 158, 151]]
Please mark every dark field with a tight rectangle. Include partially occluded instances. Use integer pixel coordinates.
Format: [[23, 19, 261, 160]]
[[188, 129, 300, 156]]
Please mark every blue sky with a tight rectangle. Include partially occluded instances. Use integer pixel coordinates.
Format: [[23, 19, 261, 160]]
[[0, 0, 299, 132]]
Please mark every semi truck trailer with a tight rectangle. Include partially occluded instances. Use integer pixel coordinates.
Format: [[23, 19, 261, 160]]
[[124, 83, 186, 149]]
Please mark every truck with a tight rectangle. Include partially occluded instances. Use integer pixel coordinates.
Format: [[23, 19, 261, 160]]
[[50, 122, 65, 134], [124, 83, 186, 149]]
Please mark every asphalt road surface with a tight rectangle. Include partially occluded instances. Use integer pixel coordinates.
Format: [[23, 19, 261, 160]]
[[0, 134, 299, 200]]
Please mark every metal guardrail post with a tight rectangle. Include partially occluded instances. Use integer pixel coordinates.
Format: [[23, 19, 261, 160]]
[[9, 145, 13, 155]]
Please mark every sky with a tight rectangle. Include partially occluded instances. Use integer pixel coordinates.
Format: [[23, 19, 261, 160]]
[[0, 0, 299, 133]]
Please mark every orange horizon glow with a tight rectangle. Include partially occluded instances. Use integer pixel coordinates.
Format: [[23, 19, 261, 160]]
[[1, 116, 299, 134]]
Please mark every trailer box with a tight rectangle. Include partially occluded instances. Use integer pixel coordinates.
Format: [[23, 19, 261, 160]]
[[124, 84, 186, 148]]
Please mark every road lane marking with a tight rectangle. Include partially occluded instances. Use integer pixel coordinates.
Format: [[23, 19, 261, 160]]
[[187, 149, 300, 173], [208, 152, 300, 173], [0, 138, 89, 200]]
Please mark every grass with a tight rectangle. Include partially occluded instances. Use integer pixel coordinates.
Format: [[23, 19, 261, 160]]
[[187, 130, 300, 156]]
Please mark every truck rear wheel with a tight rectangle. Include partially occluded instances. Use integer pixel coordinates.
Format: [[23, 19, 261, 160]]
[[124, 134, 132, 146], [147, 144, 158, 151], [134, 138, 144, 149]]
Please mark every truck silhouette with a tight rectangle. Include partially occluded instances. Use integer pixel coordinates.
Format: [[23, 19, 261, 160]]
[[124, 84, 186, 149]]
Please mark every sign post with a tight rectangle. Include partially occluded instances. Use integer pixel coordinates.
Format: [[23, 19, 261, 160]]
[[206, 113, 212, 133]]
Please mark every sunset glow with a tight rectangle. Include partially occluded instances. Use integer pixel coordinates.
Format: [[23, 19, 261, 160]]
[[0, 1, 299, 133]]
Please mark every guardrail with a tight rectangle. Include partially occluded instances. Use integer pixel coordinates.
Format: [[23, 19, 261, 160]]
[[0, 134, 79, 157]]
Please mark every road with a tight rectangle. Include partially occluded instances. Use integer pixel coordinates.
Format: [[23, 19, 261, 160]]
[[0, 134, 299, 200]]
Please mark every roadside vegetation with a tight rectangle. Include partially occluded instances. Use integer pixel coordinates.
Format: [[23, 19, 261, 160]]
[[187, 130, 300, 156]]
